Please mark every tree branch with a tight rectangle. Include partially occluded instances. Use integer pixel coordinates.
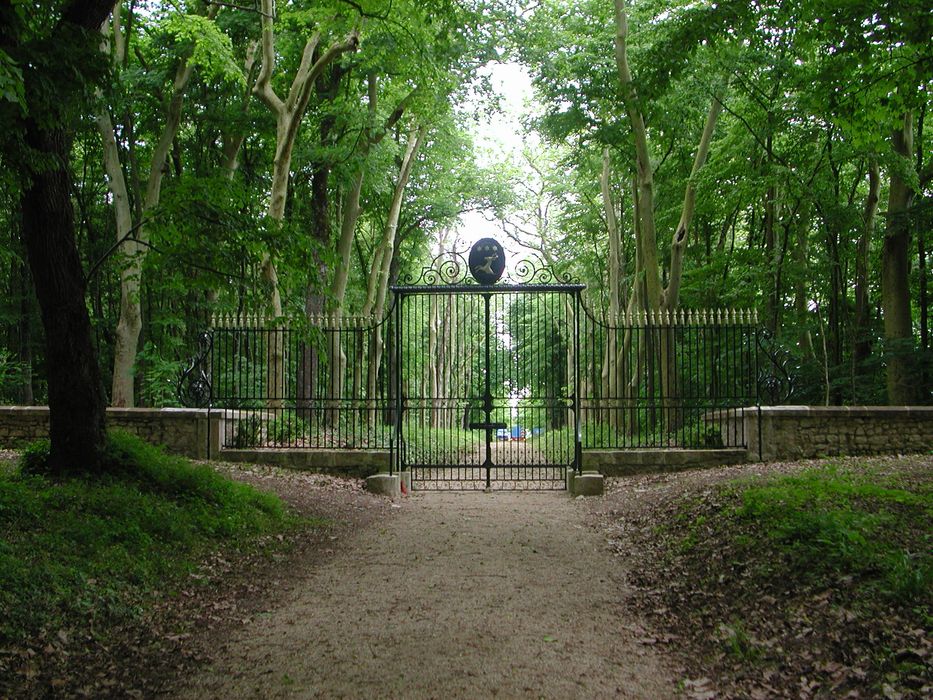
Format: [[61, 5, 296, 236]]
[[253, 0, 284, 115]]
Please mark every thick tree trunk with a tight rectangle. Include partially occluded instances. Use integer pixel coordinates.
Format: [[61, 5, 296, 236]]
[[882, 113, 915, 404], [22, 124, 108, 472], [304, 160, 331, 423], [7, 0, 115, 472]]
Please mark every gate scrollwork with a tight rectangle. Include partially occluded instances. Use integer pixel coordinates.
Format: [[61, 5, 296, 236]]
[[756, 328, 795, 405], [400, 250, 575, 287], [176, 330, 213, 408], [401, 251, 470, 286], [509, 255, 576, 285]]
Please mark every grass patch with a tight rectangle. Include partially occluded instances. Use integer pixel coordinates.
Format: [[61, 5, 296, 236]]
[[0, 431, 299, 647], [731, 466, 932, 604]]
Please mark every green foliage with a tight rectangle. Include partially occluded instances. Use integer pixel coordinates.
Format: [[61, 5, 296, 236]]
[[0, 348, 29, 403], [268, 412, 310, 446], [1, 432, 298, 646], [160, 14, 244, 86], [403, 425, 482, 462], [137, 341, 183, 408], [232, 415, 262, 449], [0, 48, 24, 110], [733, 467, 932, 604]]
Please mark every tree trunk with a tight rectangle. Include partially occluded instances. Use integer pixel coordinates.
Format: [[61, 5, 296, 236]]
[[613, 0, 662, 312], [793, 219, 815, 359], [7, 0, 115, 472], [15, 259, 34, 405], [882, 113, 915, 404], [22, 123, 108, 472], [102, 4, 196, 407], [253, 6, 358, 408], [600, 148, 621, 425], [364, 126, 425, 420], [854, 159, 880, 366], [662, 96, 722, 312], [221, 40, 258, 178]]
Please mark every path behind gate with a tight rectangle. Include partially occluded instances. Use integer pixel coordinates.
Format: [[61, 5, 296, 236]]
[[180, 492, 674, 699]]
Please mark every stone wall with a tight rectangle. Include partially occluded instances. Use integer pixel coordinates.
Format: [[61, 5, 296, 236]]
[[217, 448, 388, 478], [1, 405, 928, 472], [721, 406, 933, 462], [0, 407, 385, 473], [585, 448, 749, 476], [0, 406, 219, 460]]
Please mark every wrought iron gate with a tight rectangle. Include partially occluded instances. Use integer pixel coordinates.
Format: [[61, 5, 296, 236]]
[[177, 251, 776, 484], [391, 254, 583, 490]]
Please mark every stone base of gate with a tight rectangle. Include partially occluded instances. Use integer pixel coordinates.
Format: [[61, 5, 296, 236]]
[[585, 448, 748, 475], [365, 473, 401, 498], [215, 449, 389, 478], [570, 470, 604, 497]]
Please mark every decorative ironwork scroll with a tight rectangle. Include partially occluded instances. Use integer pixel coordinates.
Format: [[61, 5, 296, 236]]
[[176, 331, 213, 408], [508, 255, 575, 285], [400, 249, 575, 287], [757, 328, 795, 405]]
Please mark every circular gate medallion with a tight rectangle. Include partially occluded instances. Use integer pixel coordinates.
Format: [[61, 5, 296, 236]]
[[468, 238, 506, 285]]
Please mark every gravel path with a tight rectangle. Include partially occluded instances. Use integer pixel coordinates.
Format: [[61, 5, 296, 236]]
[[180, 491, 675, 699]]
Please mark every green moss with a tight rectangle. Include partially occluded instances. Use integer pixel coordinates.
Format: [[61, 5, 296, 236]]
[[0, 432, 303, 646], [728, 466, 932, 604]]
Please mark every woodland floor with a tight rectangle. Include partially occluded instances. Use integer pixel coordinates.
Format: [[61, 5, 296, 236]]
[[3, 454, 930, 698]]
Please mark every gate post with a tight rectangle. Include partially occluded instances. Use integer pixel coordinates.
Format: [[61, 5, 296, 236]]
[[393, 293, 404, 476], [573, 290, 583, 475], [569, 291, 604, 496]]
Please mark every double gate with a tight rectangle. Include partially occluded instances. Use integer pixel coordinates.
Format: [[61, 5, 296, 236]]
[[179, 252, 768, 491], [392, 281, 583, 490]]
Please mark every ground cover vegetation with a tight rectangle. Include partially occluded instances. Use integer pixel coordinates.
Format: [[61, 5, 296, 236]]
[[599, 455, 932, 699], [0, 0, 927, 467], [0, 432, 307, 695]]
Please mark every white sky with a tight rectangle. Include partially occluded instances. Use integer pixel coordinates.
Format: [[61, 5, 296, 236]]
[[452, 61, 537, 256]]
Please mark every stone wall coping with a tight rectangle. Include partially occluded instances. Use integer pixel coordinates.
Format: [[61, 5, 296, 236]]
[[0, 405, 212, 417], [709, 405, 933, 417], [108, 407, 211, 417], [759, 405, 933, 417], [0, 405, 51, 414]]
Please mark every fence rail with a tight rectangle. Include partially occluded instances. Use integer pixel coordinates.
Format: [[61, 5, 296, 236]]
[[179, 307, 767, 455], [578, 305, 759, 450]]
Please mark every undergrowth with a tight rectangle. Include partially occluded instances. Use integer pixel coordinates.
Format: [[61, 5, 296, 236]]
[[0, 431, 300, 648], [652, 460, 933, 695], [730, 466, 932, 605]]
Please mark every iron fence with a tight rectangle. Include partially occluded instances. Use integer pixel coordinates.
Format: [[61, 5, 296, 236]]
[[188, 313, 396, 451], [578, 307, 759, 450], [178, 302, 775, 471]]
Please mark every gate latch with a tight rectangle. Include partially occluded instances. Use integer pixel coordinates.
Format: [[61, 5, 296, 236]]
[[468, 422, 507, 431]]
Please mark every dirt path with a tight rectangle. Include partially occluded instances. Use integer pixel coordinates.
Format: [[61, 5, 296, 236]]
[[179, 491, 675, 699]]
